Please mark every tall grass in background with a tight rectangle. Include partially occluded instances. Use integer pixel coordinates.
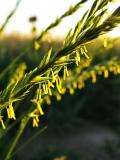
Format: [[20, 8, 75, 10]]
[[0, 0, 120, 159]]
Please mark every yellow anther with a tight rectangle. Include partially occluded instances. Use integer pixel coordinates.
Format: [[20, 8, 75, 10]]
[[33, 118, 39, 127], [56, 94, 62, 101], [75, 51, 80, 66], [48, 87, 52, 96], [43, 83, 48, 94], [45, 96, 51, 105], [51, 69, 56, 82], [56, 75, 62, 93], [7, 102, 16, 120], [63, 65, 69, 80], [104, 36, 108, 48], [37, 102, 44, 115], [73, 82, 77, 89], [91, 71, 97, 83], [117, 67, 120, 74], [104, 69, 109, 78], [69, 88, 74, 95], [80, 47, 90, 59], [48, 80, 54, 88], [0, 117, 6, 129]]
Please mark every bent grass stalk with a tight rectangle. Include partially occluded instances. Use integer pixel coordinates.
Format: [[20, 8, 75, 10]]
[[0, 0, 120, 159], [0, 0, 21, 35]]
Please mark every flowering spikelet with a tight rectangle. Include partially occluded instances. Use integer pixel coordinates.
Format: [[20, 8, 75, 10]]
[[7, 102, 16, 120], [32, 85, 44, 116], [37, 86, 44, 115]]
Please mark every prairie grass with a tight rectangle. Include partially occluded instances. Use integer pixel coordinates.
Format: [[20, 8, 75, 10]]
[[0, 0, 120, 159]]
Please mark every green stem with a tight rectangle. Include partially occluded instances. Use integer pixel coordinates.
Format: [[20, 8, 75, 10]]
[[11, 126, 47, 157], [5, 116, 29, 160]]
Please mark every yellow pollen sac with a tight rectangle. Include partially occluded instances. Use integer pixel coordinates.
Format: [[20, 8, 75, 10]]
[[7, 102, 16, 120], [56, 76, 62, 93], [75, 52, 80, 66], [37, 102, 44, 115], [51, 69, 56, 82], [43, 83, 48, 94], [35, 116, 39, 123], [29, 111, 40, 127], [48, 80, 54, 88], [0, 117, 6, 129], [73, 82, 77, 89], [75, 57, 79, 66], [60, 88, 66, 95], [48, 87, 52, 96], [104, 36, 108, 48], [117, 67, 120, 74], [63, 66, 69, 80], [7, 108, 10, 119], [104, 69, 109, 78], [80, 47, 90, 59], [78, 79, 85, 89], [98, 69, 102, 75], [83, 46, 88, 53], [91, 71, 97, 83], [69, 88, 74, 95], [33, 118, 39, 127], [109, 66, 114, 72], [56, 94, 62, 101], [45, 96, 51, 105]]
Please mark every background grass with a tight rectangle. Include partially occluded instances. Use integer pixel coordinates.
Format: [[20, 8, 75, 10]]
[[0, 34, 120, 160]]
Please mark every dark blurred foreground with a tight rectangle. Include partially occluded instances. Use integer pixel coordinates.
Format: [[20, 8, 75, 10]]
[[0, 34, 120, 160]]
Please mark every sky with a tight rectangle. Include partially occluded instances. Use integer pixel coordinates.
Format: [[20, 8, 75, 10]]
[[0, 0, 120, 37]]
